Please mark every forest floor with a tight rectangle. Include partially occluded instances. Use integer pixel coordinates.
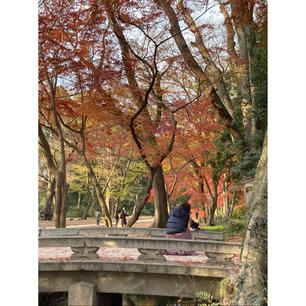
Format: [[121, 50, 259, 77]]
[[39, 216, 154, 228]]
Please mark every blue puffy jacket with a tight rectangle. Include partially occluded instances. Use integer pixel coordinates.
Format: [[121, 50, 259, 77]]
[[166, 206, 189, 234]]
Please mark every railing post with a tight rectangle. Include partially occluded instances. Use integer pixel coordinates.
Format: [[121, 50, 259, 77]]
[[70, 239, 99, 261], [137, 248, 167, 263], [205, 252, 235, 266]]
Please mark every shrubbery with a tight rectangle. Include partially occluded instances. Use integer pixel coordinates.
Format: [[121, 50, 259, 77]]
[[66, 207, 84, 219]]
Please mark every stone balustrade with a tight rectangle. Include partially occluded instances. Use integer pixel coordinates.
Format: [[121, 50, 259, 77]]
[[39, 235, 241, 265], [39, 226, 224, 240]]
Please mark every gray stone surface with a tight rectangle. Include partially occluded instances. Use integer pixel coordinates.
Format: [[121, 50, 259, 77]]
[[68, 281, 98, 306], [39, 261, 229, 278], [39, 227, 223, 240], [39, 236, 241, 254], [40, 270, 223, 299]]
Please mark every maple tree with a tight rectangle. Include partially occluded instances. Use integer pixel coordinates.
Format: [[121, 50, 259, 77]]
[[38, 0, 267, 231], [154, 0, 267, 170]]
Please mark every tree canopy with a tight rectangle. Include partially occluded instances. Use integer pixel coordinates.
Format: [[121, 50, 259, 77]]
[[39, 0, 267, 228]]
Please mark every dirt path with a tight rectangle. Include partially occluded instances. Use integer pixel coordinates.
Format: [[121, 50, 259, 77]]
[[39, 216, 154, 229]]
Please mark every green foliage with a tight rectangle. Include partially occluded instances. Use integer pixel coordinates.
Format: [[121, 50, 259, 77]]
[[66, 207, 84, 219], [203, 220, 245, 238], [195, 291, 220, 306], [129, 294, 179, 306], [38, 190, 47, 211], [232, 148, 261, 181], [209, 130, 238, 180], [231, 207, 247, 220], [109, 159, 150, 213], [140, 202, 154, 216]]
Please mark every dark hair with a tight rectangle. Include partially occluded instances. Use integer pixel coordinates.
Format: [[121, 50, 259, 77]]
[[179, 202, 191, 213]]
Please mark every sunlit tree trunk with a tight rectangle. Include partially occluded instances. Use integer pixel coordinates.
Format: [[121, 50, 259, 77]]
[[53, 170, 69, 228], [151, 166, 169, 228], [126, 172, 153, 227], [39, 122, 69, 228], [223, 174, 230, 217], [232, 134, 267, 305], [40, 171, 55, 220], [90, 188, 96, 218], [105, 187, 114, 217], [203, 175, 219, 226], [77, 192, 82, 208], [82, 155, 112, 227]]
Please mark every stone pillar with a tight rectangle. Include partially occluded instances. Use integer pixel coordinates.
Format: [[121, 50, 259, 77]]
[[68, 282, 98, 306]]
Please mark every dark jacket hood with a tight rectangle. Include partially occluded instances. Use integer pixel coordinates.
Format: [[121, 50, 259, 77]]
[[166, 206, 190, 234], [172, 206, 188, 218]]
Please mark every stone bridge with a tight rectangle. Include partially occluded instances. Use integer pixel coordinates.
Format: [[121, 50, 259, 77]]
[[39, 227, 241, 306]]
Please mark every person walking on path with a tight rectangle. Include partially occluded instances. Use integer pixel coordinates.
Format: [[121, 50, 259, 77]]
[[119, 207, 128, 227], [166, 202, 196, 255], [96, 209, 102, 225]]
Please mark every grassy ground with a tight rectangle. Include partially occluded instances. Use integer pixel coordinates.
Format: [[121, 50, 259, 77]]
[[202, 219, 245, 240]]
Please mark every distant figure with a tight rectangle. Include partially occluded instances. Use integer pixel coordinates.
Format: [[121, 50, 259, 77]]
[[96, 209, 101, 225], [119, 207, 128, 227], [166, 202, 196, 255], [115, 209, 121, 227]]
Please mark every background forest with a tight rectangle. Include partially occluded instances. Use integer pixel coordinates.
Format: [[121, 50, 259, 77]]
[[38, 0, 267, 229]]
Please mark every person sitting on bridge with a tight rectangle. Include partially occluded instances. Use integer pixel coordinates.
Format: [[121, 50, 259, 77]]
[[166, 202, 197, 255]]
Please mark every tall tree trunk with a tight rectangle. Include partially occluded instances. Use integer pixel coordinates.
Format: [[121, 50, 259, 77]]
[[105, 187, 114, 217], [59, 180, 69, 227], [205, 199, 217, 226], [82, 181, 93, 220], [227, 190, 237, 220], [82, 155, 112, 227], [151, 165, 169, 228], [157, 0, 246, 148], [40, 173, 55, 220], [53, 170, 69, 228], [203, 175, 219, 226], [126, 172, 153, 227], [232, 134, 267, 305], [39, 122, 68, 228], [230, 0, 257, 150], [77, 192, 82, 208], [90, 188, 96, 217], [223, 174, 230, 217]]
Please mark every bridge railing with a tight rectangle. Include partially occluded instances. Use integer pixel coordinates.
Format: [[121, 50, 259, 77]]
[[39, 226, 224, 240], [39, 234, 241, 266]]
